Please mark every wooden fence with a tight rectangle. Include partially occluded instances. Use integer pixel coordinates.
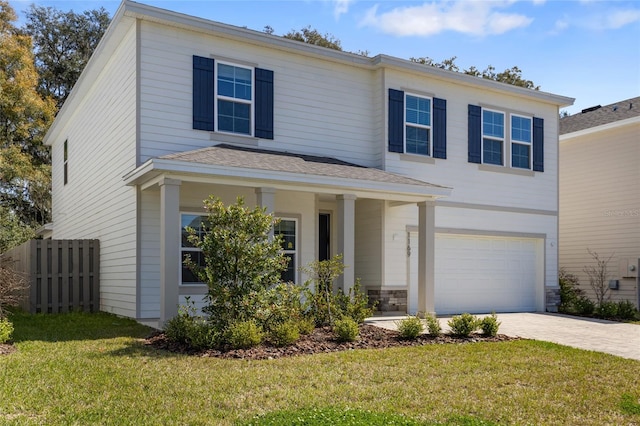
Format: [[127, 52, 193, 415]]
[[1, 240, 100, 314]]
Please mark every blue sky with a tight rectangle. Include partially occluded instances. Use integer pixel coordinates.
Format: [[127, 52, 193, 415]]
[[11, 0, 640, 114]]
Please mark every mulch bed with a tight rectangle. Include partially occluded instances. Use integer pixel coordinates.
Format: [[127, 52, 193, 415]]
[[145, 324, 519, 360], [0, 343, 16, 356]]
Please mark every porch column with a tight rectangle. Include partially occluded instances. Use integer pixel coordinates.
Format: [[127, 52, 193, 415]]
[[256, 187, 277, 239], [418, 201, 436, 315], [159, 178, 181, 325], [337, 194, 357, 294]]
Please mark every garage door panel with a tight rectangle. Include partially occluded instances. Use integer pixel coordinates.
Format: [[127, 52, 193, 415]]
[[433, 234, 539, 314]]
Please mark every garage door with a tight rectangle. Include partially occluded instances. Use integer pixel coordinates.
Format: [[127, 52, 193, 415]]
[[408, 233, 539, 314]]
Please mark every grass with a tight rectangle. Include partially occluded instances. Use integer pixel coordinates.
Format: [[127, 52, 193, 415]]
[[1, 311, 639, 425]]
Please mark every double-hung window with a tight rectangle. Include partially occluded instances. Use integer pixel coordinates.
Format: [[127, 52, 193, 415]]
[[216, 62, 253, 136], [511, 115, 532, 169], [482, 109, 505, 166], [274, 218, 297, 283], [180, 213, 207, 284], [63, 140, 68, 185], [405, 94, 432, 156]]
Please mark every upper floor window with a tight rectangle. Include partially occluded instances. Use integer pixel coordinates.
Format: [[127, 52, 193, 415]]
[[63, 139, 68, 185], [180, 213, 206, 285], [217, 63, 253, 135], [511, 115, 532, 169], [482, 109, 505, 166], [405, 94, 432, 156]]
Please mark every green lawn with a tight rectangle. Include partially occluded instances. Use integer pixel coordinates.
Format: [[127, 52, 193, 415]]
[[1, 312, 639, 425]]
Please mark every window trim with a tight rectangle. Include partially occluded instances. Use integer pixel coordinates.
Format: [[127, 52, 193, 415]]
[[274, 216, 299, 284], [404, 93, 433, 157], [179, 212, 207, 286], [481, 108, 505, 166], [510, 113, 533, 170], [214, 60, 255, 137]]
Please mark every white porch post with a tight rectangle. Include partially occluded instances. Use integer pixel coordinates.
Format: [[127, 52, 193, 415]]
[[337, 194, 356, 294], [159, 178, 181, 325], [256, 187, 277, 239], [418, 201, 436, 315]]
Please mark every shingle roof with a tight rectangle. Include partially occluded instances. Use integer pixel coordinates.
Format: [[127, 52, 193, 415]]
[[160, 144, 449, 189], [559, 96, 640, 135]]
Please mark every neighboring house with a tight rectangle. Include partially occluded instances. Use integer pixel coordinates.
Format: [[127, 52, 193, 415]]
[[44, 1, 573, 325], [559, 97, 640, 308]]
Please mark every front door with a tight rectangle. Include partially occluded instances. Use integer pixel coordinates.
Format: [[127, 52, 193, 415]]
[[319, 213, 330, 261]]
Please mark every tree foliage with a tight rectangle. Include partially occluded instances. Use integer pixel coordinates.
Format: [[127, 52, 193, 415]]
[[583, 249, 614, 308], [25, 4, 111, 108], [283, 26, 342, 51], [0, 1, 55, 234]]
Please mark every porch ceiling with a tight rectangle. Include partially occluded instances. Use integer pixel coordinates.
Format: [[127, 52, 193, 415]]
[[123, 144, 453, 202]]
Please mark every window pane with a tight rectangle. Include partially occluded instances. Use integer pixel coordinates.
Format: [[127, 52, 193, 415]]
[[182, 251, 205, 283], [483, 138, 503, 165], [281, 254, 295, 283], [274, 220, 296, 250], [218, 64, 252, 101], [218, 100, 251, 135], [512, 143, 530, 169], [181, 215, 206, 248], [511, 116, 531, 143], [406, 95, 430, 126], [406, 126, 430, 156], [483, 110, 504, 138]]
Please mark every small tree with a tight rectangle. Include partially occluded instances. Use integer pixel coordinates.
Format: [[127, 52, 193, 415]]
[[185, 196, 287, 329], [300, 254, 345, 325], [583, 249, 614, 308]]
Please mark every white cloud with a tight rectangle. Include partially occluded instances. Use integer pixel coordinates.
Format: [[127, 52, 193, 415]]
[[333, 0, 353, 20], [359, 1, 533, 37], [532, 0, 546, 5], [599, 9, 640, 30]]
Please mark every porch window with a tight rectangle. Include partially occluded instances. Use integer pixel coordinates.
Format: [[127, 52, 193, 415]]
[[180, 213, 206, 284], [274, 218, 297, 283]]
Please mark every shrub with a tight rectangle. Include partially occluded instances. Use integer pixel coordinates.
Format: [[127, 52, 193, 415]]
[[447, 313, 479, 337], [226, 320, 263, 349], [480, 312, 501, 337], [269, 320, 300, 347], [0, 317, 13, 343], [596, 301, 618, 319], [253, 283, 307, 332], [616, 300, 638, 320], [0, 259, 27, 319], [395, 316, 424, 340], [341, 279, 376, 324], [425, 313, 442, 336], [297, 317, 316, 335], [574, 297, 595, 315], [188, 320, 221, 350], [333, 317, 359, 342], [558, 268, 583, 314], [164, 301, 220, 349]]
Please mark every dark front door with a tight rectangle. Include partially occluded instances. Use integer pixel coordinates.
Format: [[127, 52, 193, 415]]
[[318, 213, 330, 261]]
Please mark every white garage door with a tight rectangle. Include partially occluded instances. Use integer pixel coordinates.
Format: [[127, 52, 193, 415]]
[[408, 233, 539, 315]]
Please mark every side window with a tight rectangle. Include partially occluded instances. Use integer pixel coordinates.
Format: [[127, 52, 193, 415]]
[[217, 63, 253, 135], [405, 94, 432, 156], [511, 115, 532, 169], [482, 109, 505, 166], [63, 139, 68, 185], [274, 218, 297, 283], [180, 214, 206, 285]]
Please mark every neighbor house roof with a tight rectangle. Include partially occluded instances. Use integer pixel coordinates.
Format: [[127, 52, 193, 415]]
[[560, 96, 640, 135]]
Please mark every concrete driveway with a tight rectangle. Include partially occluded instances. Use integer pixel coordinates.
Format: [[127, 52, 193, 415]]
[[366, 312, 640, 361]]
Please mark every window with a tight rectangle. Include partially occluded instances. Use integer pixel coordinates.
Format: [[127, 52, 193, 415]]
[[482, 109, 504, 166], [404, 94, 432, 156], [180, 214, 206, 284], [217, 63, 253, 135], [63, 140, 68, 185], [511, 115, 532, 169], [274, 218, 297, 283]]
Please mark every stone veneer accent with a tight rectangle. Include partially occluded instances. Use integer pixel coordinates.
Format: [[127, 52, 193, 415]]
[[368, 289, 407, 313], [546, 287, 561, 312]]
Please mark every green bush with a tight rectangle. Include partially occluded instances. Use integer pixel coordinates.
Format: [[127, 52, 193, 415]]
[[269, 320, 300, 347], [340, 279, 376, 324], [596, 301, 618, 319], [188, 320, 220, 350], [574, 297, 595, 315], [333, 317, 359, 342], [558, 268, 583, 314], [479, 312, 501, 337], [164, 301, 197, 344], [616, 300, 638, 320], [297, 317, 316, 335], [447, 313, 479, 337], [0, 317, 13, 343], [425, 313, 442, 336], [226, 320, 263, 349], [395, 316, 424, 340], [253, 283, 307, 332]]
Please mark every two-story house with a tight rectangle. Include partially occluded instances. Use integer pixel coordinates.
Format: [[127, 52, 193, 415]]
[[44, 1, 574, 325]]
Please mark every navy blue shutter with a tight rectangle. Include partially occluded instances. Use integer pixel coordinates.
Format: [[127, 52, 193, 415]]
[[533, 117, 544, 172], [433, 97, 447, 159], [193, 56, 215, 131], [255, 68, 274, 139], [388, 89, 404, 153], [468, 104, 482, 164]]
